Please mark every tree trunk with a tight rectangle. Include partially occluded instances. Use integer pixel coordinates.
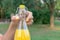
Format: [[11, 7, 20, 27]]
[[50, 7, 54, 29], [0, 8, 4, 22], [49, 0, 55, 29], [43, 0, 55, 29]]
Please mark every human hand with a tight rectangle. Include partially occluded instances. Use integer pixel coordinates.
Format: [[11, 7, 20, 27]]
[[26, 11, 33, 25], [0, 34, 3, 40], [11, 11, 33, 25]]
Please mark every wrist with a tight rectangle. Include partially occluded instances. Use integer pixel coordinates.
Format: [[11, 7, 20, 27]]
[[8, 21, 18, 31]]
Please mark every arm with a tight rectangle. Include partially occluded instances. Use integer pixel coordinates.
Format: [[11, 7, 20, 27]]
[[2, 16, 19, 40], [1, 11, 33, 40], [0, 34, 3, 40]]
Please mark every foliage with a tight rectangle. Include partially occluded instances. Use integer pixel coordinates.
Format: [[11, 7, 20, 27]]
[[0, 0, 58, 24], [55, 0, 60, 9], [30, 7, 50, 24]]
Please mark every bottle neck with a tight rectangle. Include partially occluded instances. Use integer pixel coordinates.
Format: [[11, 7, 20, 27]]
[[17, 19, 28, 30], [17, 9, 28, 30]]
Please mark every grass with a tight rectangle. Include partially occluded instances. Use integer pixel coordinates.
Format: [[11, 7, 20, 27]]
[[29, 24, 60, 40], [0, 23, 60, 40], [0, 23, 9, 34], [54, 20, 60, 26]]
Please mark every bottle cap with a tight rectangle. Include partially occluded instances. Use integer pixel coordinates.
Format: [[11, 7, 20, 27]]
[[19, 5, 25, 9]]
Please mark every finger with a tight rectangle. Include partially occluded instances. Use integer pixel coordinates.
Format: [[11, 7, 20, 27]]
[[27, 20, 33, 25], [26, 17, 33, 23], [11, 16, 16, 21], [11, 16, 20, 22], [27, 12, 33, 18], [27, 21, 32, 25], [26, 12, 33, 22], [29, 20, 33, 24]]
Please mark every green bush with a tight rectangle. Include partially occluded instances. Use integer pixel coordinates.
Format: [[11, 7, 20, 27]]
[[29, 7, 50, 24]]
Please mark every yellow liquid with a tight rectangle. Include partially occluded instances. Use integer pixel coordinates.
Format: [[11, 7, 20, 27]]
[[14, 29, 30, 40]]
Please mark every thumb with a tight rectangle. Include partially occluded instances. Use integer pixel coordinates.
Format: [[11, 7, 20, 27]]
[[26, 12, 33, 22]]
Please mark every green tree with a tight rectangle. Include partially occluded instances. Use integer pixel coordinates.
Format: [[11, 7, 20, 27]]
[[43, 0, 55, 29], [55, 0, 60, 17], [0, 0, 51, 24], [0, 0, 5, 21]]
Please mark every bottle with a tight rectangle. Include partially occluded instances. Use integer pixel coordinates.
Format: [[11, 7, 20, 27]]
[[14, 5, 31, 40]]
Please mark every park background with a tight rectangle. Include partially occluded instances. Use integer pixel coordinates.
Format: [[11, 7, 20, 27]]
[[0, 0, 60, 40]]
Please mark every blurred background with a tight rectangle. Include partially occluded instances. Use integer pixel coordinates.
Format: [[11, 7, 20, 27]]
[[0, 0, 60, 40]]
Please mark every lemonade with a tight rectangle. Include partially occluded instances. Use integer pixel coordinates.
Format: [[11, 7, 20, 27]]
[[14, 29, 30, 40]]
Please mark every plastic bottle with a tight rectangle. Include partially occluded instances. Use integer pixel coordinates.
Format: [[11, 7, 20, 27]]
[[14, 5, 31, 40]]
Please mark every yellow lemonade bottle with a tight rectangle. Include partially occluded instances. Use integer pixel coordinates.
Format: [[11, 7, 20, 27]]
[[14, 5, 31, 40]]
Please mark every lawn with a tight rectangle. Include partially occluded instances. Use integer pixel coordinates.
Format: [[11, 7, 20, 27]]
[[0, 23, 9, 34], [0, 23, 60, 40]]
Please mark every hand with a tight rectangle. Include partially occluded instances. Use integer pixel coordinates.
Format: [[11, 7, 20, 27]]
[[26, 11, 33, 25], [11, 11, 33, 25], [0, 34, 3, 40]]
